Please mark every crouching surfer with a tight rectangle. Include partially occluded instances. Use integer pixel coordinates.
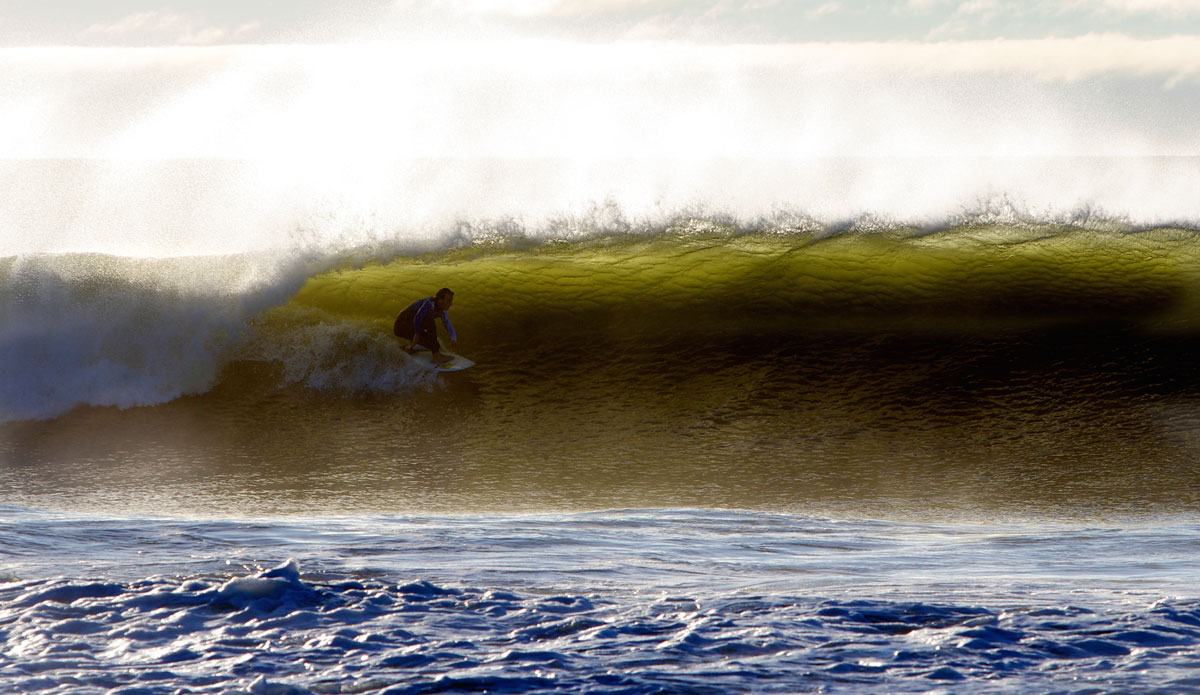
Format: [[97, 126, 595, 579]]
[[394, 288, 457, 364]]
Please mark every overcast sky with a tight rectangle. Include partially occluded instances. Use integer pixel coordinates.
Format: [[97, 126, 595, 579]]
[[3, 1, 1199, 160], [4, 0, 1200, 46], [3, 1, 1199, 255]]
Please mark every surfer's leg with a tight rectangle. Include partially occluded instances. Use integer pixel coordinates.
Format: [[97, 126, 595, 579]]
[[393, 310, 416, 340], [414, 317, 441, 354], [394, 317, 421, 354], [394, 325, 418, 354], [418, 317, 452, 363]]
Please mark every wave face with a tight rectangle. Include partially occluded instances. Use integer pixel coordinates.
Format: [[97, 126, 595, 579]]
[[7, 218, 1200, 422], [5, 218, 1200, 516]]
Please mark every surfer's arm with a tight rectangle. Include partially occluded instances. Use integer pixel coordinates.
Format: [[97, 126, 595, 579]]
[[441, 312, 457, 345]]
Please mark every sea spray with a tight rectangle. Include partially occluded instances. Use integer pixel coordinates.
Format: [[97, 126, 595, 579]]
[[0, 251, 313, 421]]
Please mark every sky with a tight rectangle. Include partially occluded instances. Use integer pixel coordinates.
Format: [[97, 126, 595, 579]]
[[3, 0, 1200, 45], [2, 1, 1199, 159], [2, 1, 1199, 254]]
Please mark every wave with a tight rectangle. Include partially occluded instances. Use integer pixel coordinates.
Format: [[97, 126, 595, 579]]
[[0, 251, 314, 421], [3, 213, 1200, 423]]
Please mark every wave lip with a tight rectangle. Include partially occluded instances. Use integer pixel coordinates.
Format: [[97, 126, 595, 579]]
[[290, 218, 1200, 338]]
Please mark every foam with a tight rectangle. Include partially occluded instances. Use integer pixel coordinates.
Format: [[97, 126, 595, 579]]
[[2, 557, 1199, 694], [0, 251, 324, 422]]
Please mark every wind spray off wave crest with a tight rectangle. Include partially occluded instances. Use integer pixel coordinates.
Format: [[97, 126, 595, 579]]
[[5, 35, 1200, 258]]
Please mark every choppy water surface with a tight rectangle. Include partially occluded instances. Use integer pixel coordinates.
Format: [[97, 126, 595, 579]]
[[2, 508, 1200, 695]]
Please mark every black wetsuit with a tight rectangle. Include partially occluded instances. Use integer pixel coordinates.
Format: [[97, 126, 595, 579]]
[[394, 297, 454, 351]]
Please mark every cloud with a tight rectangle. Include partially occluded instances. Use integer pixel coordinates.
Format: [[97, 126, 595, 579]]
[[1088, 0, 1200, 15], [808, 3, 843, 19], [906, 0, 1200, 19], [958, 0, 999, 15], [85, 11, 261, 45], [393, 0, 687, 19], [392, 0, 789, 23], [814, 34, 1200, 85], [925, 0, 1004, 38]]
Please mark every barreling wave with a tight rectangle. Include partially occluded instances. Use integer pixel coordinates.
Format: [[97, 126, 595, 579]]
[[4, 213, 1200, 423], [288, 215, 1200, 335]]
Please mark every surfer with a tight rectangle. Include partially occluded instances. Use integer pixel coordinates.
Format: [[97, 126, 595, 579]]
[[394, 288, 457, 364]]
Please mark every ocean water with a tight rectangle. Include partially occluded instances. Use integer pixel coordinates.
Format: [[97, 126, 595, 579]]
[[4, 157, 1200, 693], [2, 509, 1200, 695]]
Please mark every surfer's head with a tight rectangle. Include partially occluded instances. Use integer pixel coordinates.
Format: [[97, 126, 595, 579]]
[[435, 287, 454, 310]]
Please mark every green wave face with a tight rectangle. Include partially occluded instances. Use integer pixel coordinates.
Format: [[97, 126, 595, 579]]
[[212, 224, 1199, 517], [287, 225, 1200, 343]]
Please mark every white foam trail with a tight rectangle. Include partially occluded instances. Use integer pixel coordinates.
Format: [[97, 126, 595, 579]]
[[238, 312, 442, 395], [0, 252, 315, 422]]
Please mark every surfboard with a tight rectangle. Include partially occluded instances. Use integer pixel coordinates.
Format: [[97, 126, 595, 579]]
[[408, 348, 475, 372]]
